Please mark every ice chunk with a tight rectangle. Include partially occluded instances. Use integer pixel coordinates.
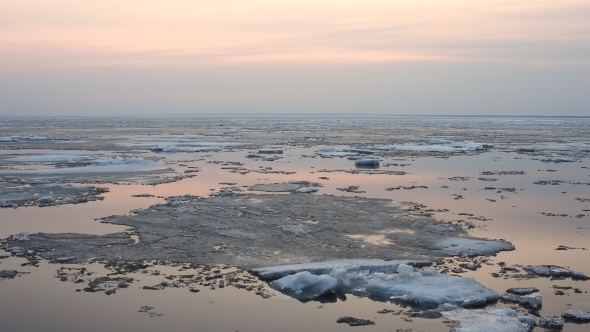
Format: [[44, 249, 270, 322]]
[[269, 271, 337, 300], [562, 309, 590, 322], [435, 237, 515, 256], [441, 308, 530, 332]]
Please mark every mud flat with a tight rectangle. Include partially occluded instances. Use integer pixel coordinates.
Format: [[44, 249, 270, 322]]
[[3, 193, 513, 268]]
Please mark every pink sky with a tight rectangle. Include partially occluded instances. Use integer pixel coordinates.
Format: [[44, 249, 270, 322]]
[[0, 0, 588, 115]]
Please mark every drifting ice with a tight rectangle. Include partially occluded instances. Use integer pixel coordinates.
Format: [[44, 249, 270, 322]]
[[264, 262, 498, 308]]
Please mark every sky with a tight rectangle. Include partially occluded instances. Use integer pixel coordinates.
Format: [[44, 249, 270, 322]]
[[0, 0, 588, 116]]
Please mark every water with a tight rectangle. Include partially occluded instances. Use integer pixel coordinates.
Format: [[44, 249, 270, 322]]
[[1, 116, 589, 331]]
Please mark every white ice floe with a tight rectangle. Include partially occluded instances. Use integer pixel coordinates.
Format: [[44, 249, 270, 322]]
[[369, 140, 492, 153], [260, 261, 498, 308], [7, 153, 93, 163], [442, 308, 533, 332], [150, 145, 220, 153], [434, 237, 515, 256], [0, 157, 167, 175]]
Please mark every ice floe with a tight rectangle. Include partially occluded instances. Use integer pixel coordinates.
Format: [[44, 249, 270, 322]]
[[434, 237, 515, 256], [369, 140, 493, 153], [441, 308, 534, 332], [259, 261, 498, 308]]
